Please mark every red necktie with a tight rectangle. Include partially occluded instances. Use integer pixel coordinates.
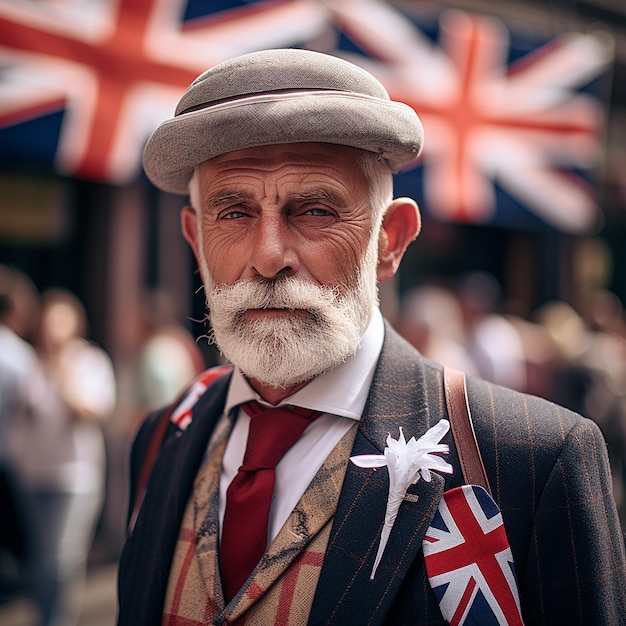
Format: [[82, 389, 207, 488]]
[[220, 400, 320, 603]]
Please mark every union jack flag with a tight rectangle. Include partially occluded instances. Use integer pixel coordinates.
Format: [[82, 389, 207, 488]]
[[329, 0, 613, 234], [423, 484, 524, 625], [0, 0, 327, 183], [169, 363, 232, 431], [0, 0, 613, 233]]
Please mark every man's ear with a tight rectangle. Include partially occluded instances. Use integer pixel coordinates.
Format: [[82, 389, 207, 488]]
[[181, 205, 202, 263], [377, 197, 421, 283]]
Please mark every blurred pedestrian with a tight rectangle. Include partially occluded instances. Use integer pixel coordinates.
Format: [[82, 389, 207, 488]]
[[456, 271, 527, 391], [135, 288, 206, 412], [0, 266, 43, 602], [9, 289, 117, 626], [395, 283, 478, 374]]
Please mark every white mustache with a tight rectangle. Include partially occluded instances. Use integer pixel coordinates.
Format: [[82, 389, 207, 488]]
[[208, 277, 342, 316]]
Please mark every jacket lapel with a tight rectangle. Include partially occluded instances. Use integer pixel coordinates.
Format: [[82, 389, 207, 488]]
[[118, 372, 231, 626], [310, 325, 447, 626]]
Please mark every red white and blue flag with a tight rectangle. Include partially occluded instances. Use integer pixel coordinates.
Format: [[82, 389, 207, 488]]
[[0, 0, 613, 232], [0, 0, 327, 183], [169, 363, 232, 431], [423, 485, 524, 625]]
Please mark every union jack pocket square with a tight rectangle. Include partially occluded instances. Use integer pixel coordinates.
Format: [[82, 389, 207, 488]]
[[423, 485, 524, 625]]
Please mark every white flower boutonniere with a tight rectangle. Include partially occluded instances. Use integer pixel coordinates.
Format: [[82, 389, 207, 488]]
[[350, 419, 453, 579]]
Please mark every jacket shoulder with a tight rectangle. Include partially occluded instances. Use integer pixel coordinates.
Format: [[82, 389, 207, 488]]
[[126, 364, 233, 523]]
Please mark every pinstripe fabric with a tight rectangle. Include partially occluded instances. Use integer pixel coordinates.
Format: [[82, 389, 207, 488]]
[[463, 373, 626, 625], [311, 325, 626, 625], [118, 324, 626, 626]]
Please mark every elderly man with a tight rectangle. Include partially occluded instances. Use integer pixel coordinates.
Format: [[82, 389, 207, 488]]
[[118, 49, 626, 626]]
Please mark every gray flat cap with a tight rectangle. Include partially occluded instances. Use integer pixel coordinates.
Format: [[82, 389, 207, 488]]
[[143, 48, 424, 194]]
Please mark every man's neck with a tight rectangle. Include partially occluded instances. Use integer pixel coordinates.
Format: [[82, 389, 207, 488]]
[[247, 377, 312, 405]]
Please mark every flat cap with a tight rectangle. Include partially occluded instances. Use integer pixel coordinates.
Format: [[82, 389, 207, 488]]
[[143, 48, 424, 194]]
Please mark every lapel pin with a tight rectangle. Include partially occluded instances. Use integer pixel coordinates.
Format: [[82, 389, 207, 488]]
[[350, 420, 453, 579]]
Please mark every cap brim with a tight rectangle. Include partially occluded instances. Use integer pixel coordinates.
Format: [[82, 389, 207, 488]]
[[143, 90, 424, 195]]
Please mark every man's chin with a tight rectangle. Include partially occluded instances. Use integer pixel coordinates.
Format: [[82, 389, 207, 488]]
[[242, 370, 318, 391], [218, 336, 346, 390]]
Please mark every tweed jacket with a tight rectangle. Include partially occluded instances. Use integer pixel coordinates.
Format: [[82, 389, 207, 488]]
[[117, 323, 626, 626]]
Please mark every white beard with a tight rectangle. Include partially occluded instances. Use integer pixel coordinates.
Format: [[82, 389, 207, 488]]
[[201, 240, 380, 389]]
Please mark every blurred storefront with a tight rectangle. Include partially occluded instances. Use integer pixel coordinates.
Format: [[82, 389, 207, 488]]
[[1, 0, 624, 336]]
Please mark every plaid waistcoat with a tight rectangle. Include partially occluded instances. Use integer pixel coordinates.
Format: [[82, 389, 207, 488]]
[[163, 422, 359, 625]]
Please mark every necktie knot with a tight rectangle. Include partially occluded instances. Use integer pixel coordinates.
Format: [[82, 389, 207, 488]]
[[240, 400, 320, 469], [243, 399, 320, 420]]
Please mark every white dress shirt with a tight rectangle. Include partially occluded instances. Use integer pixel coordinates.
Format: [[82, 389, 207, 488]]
[[218, 307, 385, 542]]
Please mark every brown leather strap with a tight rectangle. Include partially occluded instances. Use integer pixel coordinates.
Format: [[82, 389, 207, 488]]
[[443, 367, 492, 495]]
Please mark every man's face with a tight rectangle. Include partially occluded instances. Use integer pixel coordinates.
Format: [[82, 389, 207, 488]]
[[183, 143, 383, 388]]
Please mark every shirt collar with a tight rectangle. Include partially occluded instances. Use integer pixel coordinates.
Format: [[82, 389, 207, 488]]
[[224, 306, 384, 420]]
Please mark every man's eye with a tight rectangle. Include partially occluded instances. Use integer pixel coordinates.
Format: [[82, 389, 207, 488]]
[[222, 209, 248, 220], [304, 207, 332, 217]]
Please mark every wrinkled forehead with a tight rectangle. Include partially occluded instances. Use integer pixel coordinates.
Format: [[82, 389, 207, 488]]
[[194, 143, 370, 194]]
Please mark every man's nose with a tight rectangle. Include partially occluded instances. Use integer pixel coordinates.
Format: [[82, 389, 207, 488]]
[[248, 214, 299, 279]]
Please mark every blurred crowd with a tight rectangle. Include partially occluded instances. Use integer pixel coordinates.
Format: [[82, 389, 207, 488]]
[[394, 271, 626, 530], [2, 264, 626, 623], [0, 266, 205, 626]]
